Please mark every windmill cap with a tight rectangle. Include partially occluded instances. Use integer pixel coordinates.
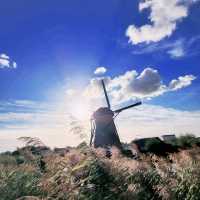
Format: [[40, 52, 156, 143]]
[[93, 107, 114, 119]]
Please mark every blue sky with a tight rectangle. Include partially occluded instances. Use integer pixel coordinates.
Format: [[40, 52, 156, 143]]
[[0, 0, 200, 151]]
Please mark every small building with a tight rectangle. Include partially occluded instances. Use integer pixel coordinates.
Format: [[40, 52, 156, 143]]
[[131, 137, 162, 153], [161, 134, 176, 142], [131, 137, 177, 156]]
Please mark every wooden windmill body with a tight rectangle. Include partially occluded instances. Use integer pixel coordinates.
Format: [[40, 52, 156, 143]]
[[90, 80, 142, 148]]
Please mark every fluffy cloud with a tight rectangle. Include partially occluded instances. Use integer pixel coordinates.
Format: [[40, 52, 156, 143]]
[[126, 0, 196, 44], [84, 68, 196, 103], [0, 53, 17, 69], [0, 54, 9, 59], [169, 75, 196, 91], [94, 67, 107, 75], [124, 68, 163, 95]]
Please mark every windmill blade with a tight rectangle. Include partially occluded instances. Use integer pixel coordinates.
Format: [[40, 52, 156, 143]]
[[101, 80, 111, 109], [114, 101, 142, 113]]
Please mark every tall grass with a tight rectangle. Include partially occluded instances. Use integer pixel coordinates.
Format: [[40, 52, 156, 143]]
[[0, 164, 43, 200], [1, 143, 200, 199]]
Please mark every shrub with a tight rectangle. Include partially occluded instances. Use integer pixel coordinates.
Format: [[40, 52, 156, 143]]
[[176, 134, 199, 149]]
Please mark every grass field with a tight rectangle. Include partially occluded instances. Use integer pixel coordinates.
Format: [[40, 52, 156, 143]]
[[1, 136, 200, 200]]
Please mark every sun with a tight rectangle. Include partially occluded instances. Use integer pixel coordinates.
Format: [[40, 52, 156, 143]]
[[70, 100, 91, 121]]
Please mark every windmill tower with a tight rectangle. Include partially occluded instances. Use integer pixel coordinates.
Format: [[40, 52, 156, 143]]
[[90, 80, 142, 148]]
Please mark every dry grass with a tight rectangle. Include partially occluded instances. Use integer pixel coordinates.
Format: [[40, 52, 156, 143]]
[[1, 144, 200, 199]]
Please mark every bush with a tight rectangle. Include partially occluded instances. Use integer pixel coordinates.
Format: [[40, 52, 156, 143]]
[[176, 134, 199, 149]]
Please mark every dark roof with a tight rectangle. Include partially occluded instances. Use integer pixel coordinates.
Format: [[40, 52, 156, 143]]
[[93, 107, 114, 118], [132, 137, 162, 151], [132, 137, 178, 155], [162, 134, 175, 137]]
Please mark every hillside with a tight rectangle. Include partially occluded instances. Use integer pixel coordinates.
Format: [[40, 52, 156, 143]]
[[1, 138, 200, 200]]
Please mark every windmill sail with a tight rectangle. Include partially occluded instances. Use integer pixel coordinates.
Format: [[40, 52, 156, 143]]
[[114, 102, 142, 113], [101, 80, 111, 109]]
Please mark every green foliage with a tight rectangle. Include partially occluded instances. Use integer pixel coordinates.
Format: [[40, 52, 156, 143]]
[[15, 155, 25, 165], [0, 169, 43, 200], [77, 141, 88, 150], [173, 162, 200, 199], [80, 159, 120, 200], [176, 134, 199, 149], [127, 169, 162, 200], [0, 154, 17, 166], [144, 138, 163, 152]]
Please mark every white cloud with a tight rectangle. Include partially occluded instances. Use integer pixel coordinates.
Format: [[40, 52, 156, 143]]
[[126, 0, 197, 44], [0, 53, 17, 69], [167, 40, 185, 58], [124, 68, 163, 95], [66, 89, 77, 96], [132, 39, 184, 55], [84, 76, 110, 98], [168, 46, 185, 58], [0, 112, 35, 122], [0, 59, 10, 68], [169, 75, 196, 91], [94, 67, 107, 75], [0, 54, 9, 59], [167, 35, 200, 58], [84, 68, 196, 104], [13, 62, 17, 69], [132, 36, 200, 58]]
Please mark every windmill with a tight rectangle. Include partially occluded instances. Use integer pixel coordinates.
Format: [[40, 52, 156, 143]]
[[90, 80, 142, 148]]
